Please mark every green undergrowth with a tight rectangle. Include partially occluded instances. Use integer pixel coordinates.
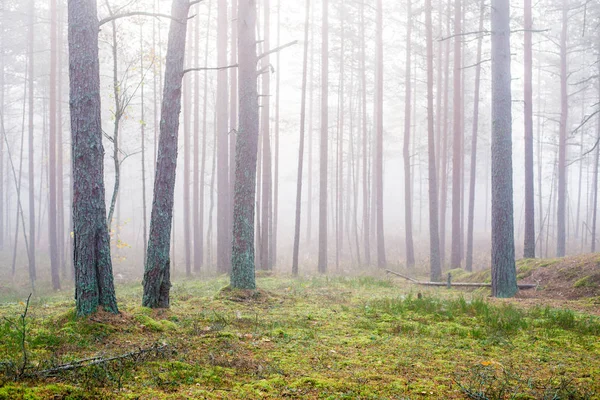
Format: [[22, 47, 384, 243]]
[[0, 274, 598, 399]]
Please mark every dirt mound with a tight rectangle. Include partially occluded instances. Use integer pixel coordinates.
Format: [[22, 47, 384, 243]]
[[517, 254, 600, 301]]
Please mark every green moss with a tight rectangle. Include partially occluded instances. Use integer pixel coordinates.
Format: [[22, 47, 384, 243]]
[[574, 274, 600, 288], [134, 314, 178, 332]]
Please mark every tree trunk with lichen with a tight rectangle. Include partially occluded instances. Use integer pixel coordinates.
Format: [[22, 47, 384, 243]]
[[491, 0, 517, 298], [143, 0, 190, 308], [68, 0, 118, 316], [230, 0, 258, 290]]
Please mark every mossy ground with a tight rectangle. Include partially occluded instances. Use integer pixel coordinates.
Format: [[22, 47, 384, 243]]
[[0, 274, 599, 399]]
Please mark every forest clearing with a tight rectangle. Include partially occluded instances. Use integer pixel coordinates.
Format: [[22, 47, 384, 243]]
[[1, 256, 599, 399], [1, 0, 600, 397]]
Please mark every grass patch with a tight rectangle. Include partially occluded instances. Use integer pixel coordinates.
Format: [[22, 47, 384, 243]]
[[0, 275, 598, 398]]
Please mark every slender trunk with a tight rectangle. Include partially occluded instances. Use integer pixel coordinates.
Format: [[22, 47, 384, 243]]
[[28, 0, 38, 286], [183, 26, 192, 276], [317, 0, 328, 274], [272, 0, 280, 267], [229, 0, 238, 267], [556, 3, 568, 257], [336, 0, 345, 271], [591, 49, 600, 252], [143, 0, 192, 308], [57, 0, 65, 276], [106, 5, 121, 232], [307, 6, 314, 246], [216, 0, 230, 274], [374, 0, 386, 268], [260, 0, 272, 271], [440, 0, 451, 267], [208, 108, 217, 268], [523, 0, 535, 258], [426, 0, 441, 281], [403, 0, 415, 269], [360, 0, 370, 266], [465, 0, 484, 272], [140, 24, 148, 265], [292, 0, 311, 277], [450, 0, 462, 269]]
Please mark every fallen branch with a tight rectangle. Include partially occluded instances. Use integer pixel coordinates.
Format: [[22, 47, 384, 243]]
[[385, 270, 537, 290], [36, 343, 170, 377]]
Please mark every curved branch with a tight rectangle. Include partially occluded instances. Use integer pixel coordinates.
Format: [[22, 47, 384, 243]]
[[99, 12, 183, 27]]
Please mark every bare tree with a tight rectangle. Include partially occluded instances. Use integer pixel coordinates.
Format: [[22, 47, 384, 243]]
[[28, 0, 37, 286], [556, 2, 568, 257], [260, 0, 272, 271], [374, 0, 386, 268], [292, 0, 311, 276], [403, 0, 415, 269], [466, 0, 485, 272], [216, 0, 230, 274], [523, 0, 535, 258], [450, 0, 462, 270], [426, 0, 441, 281], [318, 0, 329, 274]]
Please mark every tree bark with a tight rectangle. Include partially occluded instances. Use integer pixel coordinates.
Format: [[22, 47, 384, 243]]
[[523, 0, 535, 258], [216, 0, 230, 274], [556, 2, 568, 257], [292, 0, 310, 277], [28, 0, 38, 286], [374, 0, 386, 268], [229, 0, 238, 268], [491, 0, 517, 298], [360, 0, 370, 267], [450, 0, 462, 270], [231, 0, 259, 289], [426, 0, 441, 281], [403, 0, 415, 269], [465, 0, 484, 272], [140, 24, 148, 265], [50, 0, 62, 290], [260, 0, 272, 271], [142, 0, 191, 308], [317, 0, 328, 274], [183, 25, 192, 276], [69, 0, 118, 316]]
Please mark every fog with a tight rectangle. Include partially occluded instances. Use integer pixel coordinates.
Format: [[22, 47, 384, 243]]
[[0, 0, 599, 292]]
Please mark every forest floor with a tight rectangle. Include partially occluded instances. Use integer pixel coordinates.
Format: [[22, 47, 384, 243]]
[[0, 257, 599, 399]]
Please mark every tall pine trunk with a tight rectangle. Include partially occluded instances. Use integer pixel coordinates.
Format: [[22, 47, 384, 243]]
[[143, 0, 191, 308], [465, 0, 484, 272], [426, 0, 441, 281], [556, 3, 568, 257], [317, 0, 328, 274], [523, 0, 535, 258], [69, 0, 118, 316], [216, 0, 230, 274], [450, 0, 462, 269], [231, 0, 259, 289], [403, 0, 415, 269], [374, 0, 386, 268], [490, 0, 517, 298], [292, 0, 311, 276]]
